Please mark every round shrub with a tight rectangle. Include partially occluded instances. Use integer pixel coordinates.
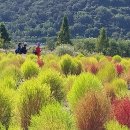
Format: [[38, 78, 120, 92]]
[[115, 64, 124, 76], [60, 54, 73, 76], [112, 79, 128, 98], [18, 79, 50, 130], [113, 55, 122, 63], [112, 98, 130, 128], [39, 69, 64, 102], [75, 92, 110, 130], [26, 54, 37, 62], [70, 59, 82, 75], [60, 55, 82, 76], [0, 88, 12, 130], [67, 73, 102, 108], [97, 63, 116, 83], [55, 44, 74, 56], [21, 60, 39, 79], [105, 120, 129, 130], [121, 59, 130, 71], [1, 65, 22, 89], [30, 103, 76, 130], [0, 57, 10, 72]]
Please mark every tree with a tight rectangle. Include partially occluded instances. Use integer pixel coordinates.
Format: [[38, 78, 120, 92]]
[[57, 15, 72, 45], [0, 23, 11, 49], [46, 37, 55, 51], [96, 28, 109, 54], [0, 37, 4, 48]]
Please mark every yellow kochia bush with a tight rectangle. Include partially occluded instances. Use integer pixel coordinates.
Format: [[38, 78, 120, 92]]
[[0, 88, 12, 130], [67, 73, 102, 109], [111, 78, 128, 98], [0, 65, 22, 89], [30, 103, 76, 130], [21, 60, 39, 79], [38, 69, 65, 102], [18, 79, 51, 130], [97, 63, 116, 83], [60, 54, 82, 76], [105, 120, 129, 130]]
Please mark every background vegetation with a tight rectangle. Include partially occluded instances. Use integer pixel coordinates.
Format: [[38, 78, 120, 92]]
[[1, 0, 130, 42]]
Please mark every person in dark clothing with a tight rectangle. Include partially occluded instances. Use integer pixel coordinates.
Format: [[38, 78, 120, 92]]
[[21, 43, 27, 54], [15, 43, 22, 54]]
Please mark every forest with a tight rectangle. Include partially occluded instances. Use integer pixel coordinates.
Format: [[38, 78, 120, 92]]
[[1, 0, 130, 42]]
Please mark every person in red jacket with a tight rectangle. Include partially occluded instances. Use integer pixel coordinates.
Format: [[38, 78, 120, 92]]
[[33, 43, 42, 57]]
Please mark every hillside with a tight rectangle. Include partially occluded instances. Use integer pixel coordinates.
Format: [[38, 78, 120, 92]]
[[1, 0, 130, 42]]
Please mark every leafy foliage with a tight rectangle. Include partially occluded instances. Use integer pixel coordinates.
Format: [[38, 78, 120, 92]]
[[0, 88, 12, 130], [38, 69, 65, 102], [112, 79, 128, 98], [30, 103, 76, 130], [75, 91, 110, 130], [112, 98, 130, 128], [60, 55, 82, 76], [55, 44, 75, 56], [18, 79, 50, 130], [21, 59, 39, 79], [67, 73, 102, 108], [57, 15, 71, 45], [105, 120, 129, 130], [2, 0, 130, 41]]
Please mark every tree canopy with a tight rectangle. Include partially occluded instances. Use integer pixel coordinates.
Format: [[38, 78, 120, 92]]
[[1, 0, 130, 42]]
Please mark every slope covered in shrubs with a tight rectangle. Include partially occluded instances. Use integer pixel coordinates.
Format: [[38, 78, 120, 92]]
[[1, 0, 130, 41], [0, 52, 130, 129]]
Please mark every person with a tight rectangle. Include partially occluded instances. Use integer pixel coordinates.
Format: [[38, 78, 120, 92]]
[[15, 43, 22, 54], [21, 43, 27, 54], [34, 43, 42, 57]]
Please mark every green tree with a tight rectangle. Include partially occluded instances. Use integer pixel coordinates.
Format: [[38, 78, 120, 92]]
[[0, 23, 11, 49], [57, 15, 71, 45], [96, 28, 109, 54], [0, 37, 4, 48]]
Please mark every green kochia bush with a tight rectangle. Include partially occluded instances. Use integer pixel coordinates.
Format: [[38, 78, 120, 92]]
[[21, 60, 39, 79], [0, 88, 12, 130], [39, 69, 65, 102], [113, 55, 122, 63], [0, 123, 4, 130], [60, 54, 72, 76], [18, 79, 50, 130], [0, 65, 22, 89], [97, 63, 116, 83], [67, 73, 102, 108], [112, 79, 128, 98], [105, 120, 129, 130], [60, 55, 82, 76], [30, 103, 76, 130]]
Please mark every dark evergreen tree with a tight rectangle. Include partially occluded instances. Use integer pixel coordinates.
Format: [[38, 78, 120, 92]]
[[96, 28, 109, 54], [57, 15, 71, 45], [0, 23, 11, 49]]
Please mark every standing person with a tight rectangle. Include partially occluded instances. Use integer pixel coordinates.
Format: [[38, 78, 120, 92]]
[[21, 43, 27, 54], [15, 43, 22, 54], [34, 43, 42, 57]]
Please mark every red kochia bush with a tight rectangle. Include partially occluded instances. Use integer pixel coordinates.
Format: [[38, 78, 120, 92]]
[[86, 64, 100, 75], [37, 58, 44, 67], [115, 64, 124, 76], [112, 98, 130, 128], [75, 92, 110, 130]]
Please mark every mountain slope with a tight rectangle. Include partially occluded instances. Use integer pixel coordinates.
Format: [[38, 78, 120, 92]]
[[1, 0, 130, 42]]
